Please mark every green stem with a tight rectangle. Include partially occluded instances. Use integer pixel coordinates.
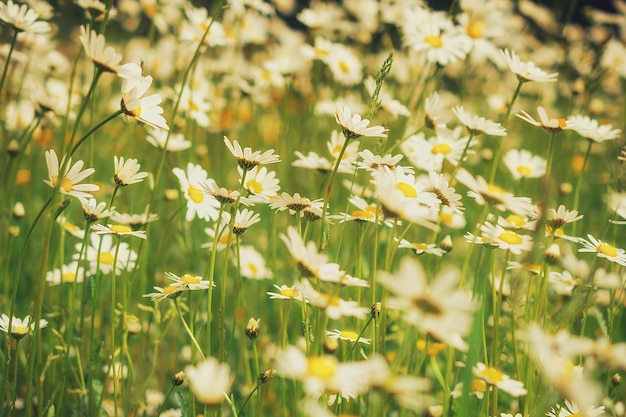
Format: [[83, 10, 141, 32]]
[[174, 300, 206, 360], [572, 140, 593, 235], [0, 30, 19, 102], [69, 109, 123, 158]]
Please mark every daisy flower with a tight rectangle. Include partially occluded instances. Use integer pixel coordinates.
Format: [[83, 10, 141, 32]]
[[114, 156, 148, 186], [240, 166, 280, 204], [143, 285, 184, 301], [378, 257, 473, 351], [330, 195, 391, 226], [473, 362, 527, 397], [428, 171, 464, 213], [325, 44, 363, 86], [110, 208, 159, 230], [500, 48, 558, 83], [164, 272, 212, 291], [424, 91, 451, 131], [327, 130, 360, 166], [79, 234, 138, 275], [516, 106, 566, 133], [185, 358, 232, 406], [57, 216, 85, 239], [81, 197, 114, 223], [456, 168, 535, 217], [43, 149, 99, 200], [202, 223, 235, 252], [179, 7, 228, 47], [120, 70, 169, 131], [480, 222, 533, 255], [173, 163, 220, 222], [549, 270, 580, 296], [200, 180, 239, 205], [267, 284, 304, 301], [79, 25, 137, 77], [235, 245, 273, 280], [452, 106, 506, 136], [578, 234, 626, 266], [402, 128, 472, 172], [46, 261, 85, 285], [146, 129, 191, 152], [296, 279, 369, 320], [0, 314, 48, 340], [566, 115, 622, 143], [280, 226, 341, 282], [503, 149, 546, 180], [326, 329, 370, 344], [0, 0, 50, 33], [269, 192, 322, 216], [292, 151, 334, 172], [357, 149, 406, 172], [547, 400, 605, 417], [91, 223, 147, 239], [274, 345, 370, 397], [230, 208, 260, 235], [396, 238, 446, 256], [224, 136, 280, 171], [547, 205, 583, 229], [334, 105, 387, 139]]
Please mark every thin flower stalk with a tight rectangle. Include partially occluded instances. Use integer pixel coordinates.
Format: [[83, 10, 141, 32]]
[[572, 140, 594, 236], [489, 79, 523, 183]]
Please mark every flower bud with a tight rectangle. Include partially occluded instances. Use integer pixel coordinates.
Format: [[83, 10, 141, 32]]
[[245, 318, 260, 340], [172, 371, 185, 386], [13, 202, 25, 219], [439, 235, 453, 253], [543, 243, 561, 265]]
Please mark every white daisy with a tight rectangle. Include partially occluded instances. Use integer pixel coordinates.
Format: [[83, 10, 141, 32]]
[[224, 136, 280, 171], [120, 69, 169, 131], [0, 0, 50, 33], [43, 149, 99, 200], [578, 234, 626, 266], [185, 358, 232, 405], [516, 106, 567, 133], [479, 221, 533, 255], [503, 149, 546, 180], [566, 115, 622, 143], [172, 163, 220, 222], [500, 48, 558, 83], [334, 105, 387, 139], [452, 106, 506, 136], [114, 155, 148, 186]]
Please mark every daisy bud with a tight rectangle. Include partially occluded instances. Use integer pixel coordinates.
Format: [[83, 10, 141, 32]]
[[560, 183, 573, 196], [323, 336, 339, 354], [172, 371, 185, 386], [480, 148, 493, 161], [245, 318, 260, 340], [7, 139, 19, 157], [612, 373, 622, 387], [13, 202, 25, 219], [164, 189, 179, 201], [8, 226, 20, 237], [126, 316, 142, 335], [543, 243, 561, 265], [439, 235, 453, 253], [259, 369, 275, 384], [371, 302, 382, 319], [426, 404, 444, 417]]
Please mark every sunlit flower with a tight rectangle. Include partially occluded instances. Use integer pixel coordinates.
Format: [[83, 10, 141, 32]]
[[334, 105, 387, 139], [516, 106, 566, 133], [566, 115, 622, 143], [180, 7, 228, 47], [79, 25, 137, 77], [81, 197, 114, 223], [480, 222, 532, 255], [240, 166, 281, 204], [330, 195, 391, 226], [396, 238, 446, 256], [0, 0, 50, 33], [142, 285, 184, 301], [269, 192, 322, 217], [547, 400, 605, 417], [114, 156, 148, 186], [43, 149, 99, 200], [235, 245, 273, 280], [500, 48, 558, 83], [452, 106, 506, 136], [549, 270, 580, 296], [280, 226, 341, 282], [224, 136, 280, 171], [121, 69, 169, 131], [578, 234, 626, 266], [110, 208, 159, 230], [0, 314, 48, 339], [378, 256, 473, 351], [173, 163, 220, 222], [79, 234, 137, 275], [164, 272, 212, 291], [503, 149, 546, 180], [325, 44, 363, 86], [357, 149, 406, 172], [267, 284, 304, 301], [428, 171, 464, 213], [185, 357, 232, 405], [326, 329, 370, 344], [547, 205, 583, 229], [230, 208, 261, 235], [473, 362, 527, 397], [57, 215, 85, 239], [91, 223, 147, 239], [402, 128, 472, 172], [200, 180, 240, 205], [424, 91, 451, 131], [46, 261, 85, 285], [296, 279, 369, 319]]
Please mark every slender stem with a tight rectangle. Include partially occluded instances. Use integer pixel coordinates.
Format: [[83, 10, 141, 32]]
[[174, 300, 206, 360], [110, 238, 123, 417], [449, 133, 476, 186], [0, 30, 19, 103], [69, 109, 123, 158]]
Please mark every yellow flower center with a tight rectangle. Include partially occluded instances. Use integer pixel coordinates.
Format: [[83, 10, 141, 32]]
[[351, 209, 373, 219], [505, 214, 525, 226], [416, 339, 446, 356], [188, 99, 200, 112], [52, 175, 73, 193], [279, 287, 300, 298], [99, 252, 115, 265], [129, 105, 143, 118], [412, 243, 429, 251], [338, 330, 359, 341], [431, 142, 452, 155], [64, 221, 80, 233], [110, 224, 132, 234], [62, 272, 76, 283], [314, 47, 330, 57], [307, 356, 337, 379], [338, 60, 350, 74], [522, 263, 541, 274], [261, 70, 272, 81], [470, 378, 487, 393], [598, 243, 618, 257], [498, 231, 523, 245], [181, 274, 200, 284], [424, 34, 443, 48], [321, 294, 342, 307], [15, 326, 28, 335], [440, 212, 453, 225], [246, 179, 263, 194], [487, 184, 506, 195], [396, 182, 417, 198], [163, 286, 180, 295], [480, 366, 504, 383], [247, 263, 258, 275], [188, 185, 204, 203], [516, 165, 533, 176], [466, 20, 484, 39]]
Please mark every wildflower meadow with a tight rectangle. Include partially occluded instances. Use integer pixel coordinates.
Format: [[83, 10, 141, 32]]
[[2, 0, 626, 416]]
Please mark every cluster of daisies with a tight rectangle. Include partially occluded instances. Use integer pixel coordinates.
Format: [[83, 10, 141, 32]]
[[4, 0, 626, 417]]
